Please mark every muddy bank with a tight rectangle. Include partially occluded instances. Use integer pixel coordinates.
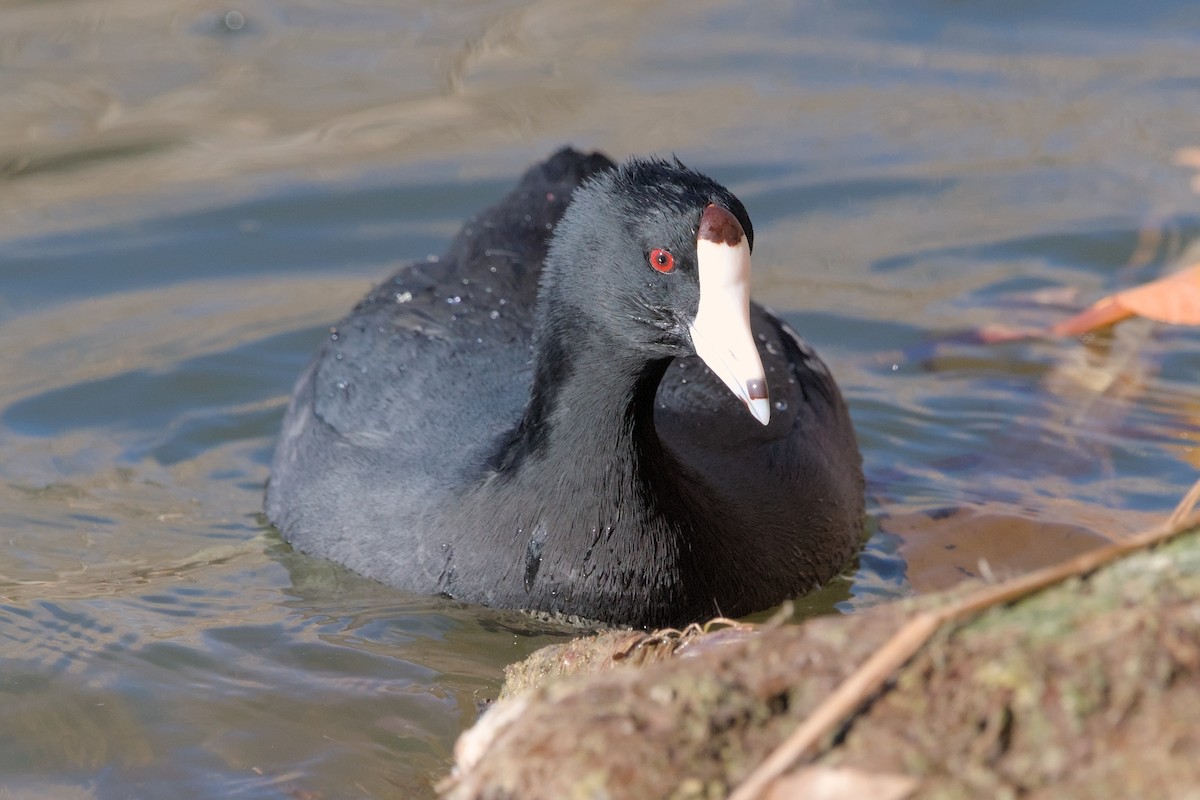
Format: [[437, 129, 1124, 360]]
[[441, 525, 1200, 799]]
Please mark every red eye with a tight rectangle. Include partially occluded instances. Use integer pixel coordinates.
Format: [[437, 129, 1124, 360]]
[[649, 248, 675, 273]]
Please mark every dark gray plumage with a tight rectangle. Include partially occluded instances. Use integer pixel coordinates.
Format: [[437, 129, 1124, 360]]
[[266, 148, 864, 628]]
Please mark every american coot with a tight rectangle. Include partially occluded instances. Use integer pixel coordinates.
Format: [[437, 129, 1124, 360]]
[[266, 148, 864, 628]]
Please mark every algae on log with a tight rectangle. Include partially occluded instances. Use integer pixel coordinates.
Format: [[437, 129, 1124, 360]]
[[440, 527, 1200, 800]]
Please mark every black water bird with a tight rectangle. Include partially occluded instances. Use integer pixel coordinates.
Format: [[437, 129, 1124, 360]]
[[266, 148, 864, 628]]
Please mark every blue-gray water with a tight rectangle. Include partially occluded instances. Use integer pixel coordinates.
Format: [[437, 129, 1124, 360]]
[[2, 1, 1199, 797]]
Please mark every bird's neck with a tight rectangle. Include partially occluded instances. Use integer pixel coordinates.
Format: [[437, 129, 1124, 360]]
[[517, 318, 671, 481], [473, 292, 730, 625]]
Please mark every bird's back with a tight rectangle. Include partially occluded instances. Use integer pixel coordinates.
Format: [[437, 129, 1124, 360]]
[[266, 149, 617, 588]]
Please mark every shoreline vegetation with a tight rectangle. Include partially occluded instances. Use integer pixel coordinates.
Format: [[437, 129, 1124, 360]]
[[441, 479, 1200, 800]]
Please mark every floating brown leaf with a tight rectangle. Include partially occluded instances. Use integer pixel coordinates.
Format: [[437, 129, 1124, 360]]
[[1052, 262, 1200, 335]]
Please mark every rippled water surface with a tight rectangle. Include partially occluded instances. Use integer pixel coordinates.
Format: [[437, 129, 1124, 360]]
[[3, 1, 1200, 797]]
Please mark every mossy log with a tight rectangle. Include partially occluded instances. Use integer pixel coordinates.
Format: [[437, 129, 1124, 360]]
[[440, 526, 1200, 800]]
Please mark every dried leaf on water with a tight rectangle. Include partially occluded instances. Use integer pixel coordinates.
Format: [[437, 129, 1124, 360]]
[[1051, 262, 1200, 335]]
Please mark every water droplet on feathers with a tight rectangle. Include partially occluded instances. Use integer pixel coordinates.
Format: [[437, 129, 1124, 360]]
[[524, 524, 548, 591]]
